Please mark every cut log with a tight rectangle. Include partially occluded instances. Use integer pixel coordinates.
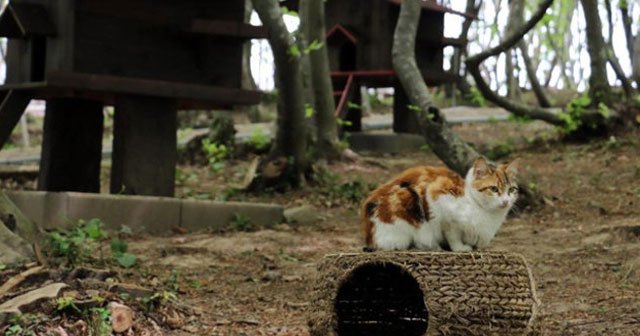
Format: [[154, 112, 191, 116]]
[[108, 301, 135, 333]]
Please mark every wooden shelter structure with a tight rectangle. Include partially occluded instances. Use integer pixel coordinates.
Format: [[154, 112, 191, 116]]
[[0, 0, 265, 196], [286, 0, 473, 133]]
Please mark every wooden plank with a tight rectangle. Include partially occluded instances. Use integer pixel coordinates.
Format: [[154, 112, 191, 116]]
[[111, 96, 177, 197], [0, 2, 56, 38], [38, 98, 104, 192], [44, 72, 262, 106], [186, 19, 268, 39], [0, 90, 32, 150]]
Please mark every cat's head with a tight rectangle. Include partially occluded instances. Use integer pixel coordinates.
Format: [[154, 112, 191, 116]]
[[467, 157, 520, 211]]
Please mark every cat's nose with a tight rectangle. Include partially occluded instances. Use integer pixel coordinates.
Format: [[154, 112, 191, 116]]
[[500, 200, 509, 208]]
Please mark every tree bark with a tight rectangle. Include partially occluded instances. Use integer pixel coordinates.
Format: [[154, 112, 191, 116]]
[[393, 0, 479, 175], [251, 0, 308, 189], [394, 0, 540, 209], [580, 0, 613, 107], [305, 0, 342, 161]]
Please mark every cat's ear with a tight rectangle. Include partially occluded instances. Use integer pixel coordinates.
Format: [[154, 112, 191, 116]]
[[505, 158, 520, 178], [472, 157, 490, 178]]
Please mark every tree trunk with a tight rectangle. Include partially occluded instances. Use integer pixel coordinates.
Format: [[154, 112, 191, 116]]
[[634, 34, 640, 87], [394, 0, 540, 209], [604, 0, 632, 99], [580, 0, 613, 107], [250, 0, 308, 189], [0, 191, 40, 265], [504, 0, 525, 100], [450, 0, 481, 99], [305, 0, 342, 161], [619, 0, 635, 67], [518, 42, 551, 107]]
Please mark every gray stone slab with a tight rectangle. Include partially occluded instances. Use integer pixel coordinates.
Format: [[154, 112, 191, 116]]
[[347, 133, 426, 154], [65, 192, 181, 234], [181, 200, 284, 232], [5, 191, 69, 230]]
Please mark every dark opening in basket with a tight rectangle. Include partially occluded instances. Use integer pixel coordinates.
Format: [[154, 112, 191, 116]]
[[334, 262, 429, 336]]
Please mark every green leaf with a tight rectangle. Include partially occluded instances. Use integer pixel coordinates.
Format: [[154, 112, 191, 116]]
[[288, 44, 301, 57], [117, 253, 137, 268], [304, 104, 315, 118], [110, 238, 128, 255], [84, 218, 104, 239]]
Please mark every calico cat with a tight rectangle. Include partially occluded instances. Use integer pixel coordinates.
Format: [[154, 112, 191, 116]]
[[361, 158, 519, 252]]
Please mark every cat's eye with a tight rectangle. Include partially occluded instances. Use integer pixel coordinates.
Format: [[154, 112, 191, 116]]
[[509, 187, 518, 194], [489, 186, 499, 193]]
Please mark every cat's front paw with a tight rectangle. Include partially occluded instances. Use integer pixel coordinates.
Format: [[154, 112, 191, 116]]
[[451, 244, 473, 252]]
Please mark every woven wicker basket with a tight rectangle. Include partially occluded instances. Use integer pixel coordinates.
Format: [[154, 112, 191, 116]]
[[308, 252, 540, 336]]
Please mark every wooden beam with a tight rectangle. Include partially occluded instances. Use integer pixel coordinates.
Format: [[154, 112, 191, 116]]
[[0, 90, 31, 150], [185, 19, 268, 39], [45, 72, 262, 106], [0, 3, 56, 38], [38, 98, 104, 193]]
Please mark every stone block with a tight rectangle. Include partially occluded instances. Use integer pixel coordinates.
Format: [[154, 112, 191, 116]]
[[180, 200, 284, 232], [347, 133, 425, 154], [65, 192, 181, 234]]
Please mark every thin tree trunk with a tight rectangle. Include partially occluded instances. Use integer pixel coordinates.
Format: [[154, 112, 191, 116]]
[[519, 41, 551, 107], [544, 54, 558, 88], [466, 0, 563, 126], [450, 0, 481, 99], [251, 0, 308, 188], [580, 0, 613, 107], [394, 0, 540, 208], [604, 0, 632, 99], [618, 0, 635, 66], [305, 0, 342, 160], [504, 0, 525, 100]]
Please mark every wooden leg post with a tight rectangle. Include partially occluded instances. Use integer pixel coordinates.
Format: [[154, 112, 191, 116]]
[[110, 96, 177, 197], [393, 82, 421, 134], [38, 98, 104, 192], [343, 83, 362, 132]]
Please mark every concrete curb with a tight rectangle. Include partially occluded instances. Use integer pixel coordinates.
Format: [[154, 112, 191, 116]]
[[5, 191, 284, 234]]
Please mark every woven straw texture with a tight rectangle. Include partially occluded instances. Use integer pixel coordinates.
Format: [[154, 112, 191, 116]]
[[308, 252, 540, 336]]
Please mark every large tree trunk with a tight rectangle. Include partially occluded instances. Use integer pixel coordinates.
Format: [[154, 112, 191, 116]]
[[580, 0, 613, 107], [393, 0, 540, 209], [250, 0, 309, 189], [304, 0, 342, 161], [0, 191, 40, 265]]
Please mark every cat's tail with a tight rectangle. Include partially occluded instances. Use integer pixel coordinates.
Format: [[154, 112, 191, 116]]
[[361, 200, 377, 250]]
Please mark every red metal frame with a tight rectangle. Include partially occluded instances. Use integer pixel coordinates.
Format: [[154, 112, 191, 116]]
[[334, 74, 354, 117]]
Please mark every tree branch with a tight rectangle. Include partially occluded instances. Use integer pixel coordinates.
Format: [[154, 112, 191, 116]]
[[466, 0, 563, 125]]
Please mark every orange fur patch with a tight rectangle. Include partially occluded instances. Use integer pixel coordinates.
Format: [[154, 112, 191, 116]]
[[360, 165, 466, 246]]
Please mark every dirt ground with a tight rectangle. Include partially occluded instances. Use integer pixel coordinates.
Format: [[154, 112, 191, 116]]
[[115, 120, 640, 335], [2, 119, 639, 335]]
